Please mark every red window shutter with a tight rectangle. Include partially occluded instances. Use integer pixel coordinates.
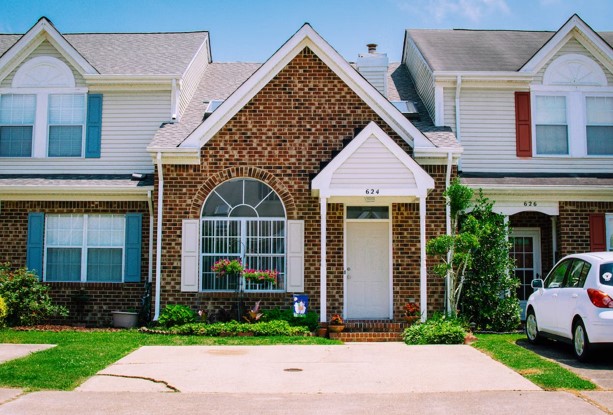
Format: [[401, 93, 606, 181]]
[[515, 92, 532, 157], [589, 213, 606, 252]]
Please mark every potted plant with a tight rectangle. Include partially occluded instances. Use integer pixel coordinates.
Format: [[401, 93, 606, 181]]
[[243, 269, 278, 286], [403, 302, 420, 325], [211, 258, 244, 277], [328, 313, 345, 333], [111, 308, 139, 328]]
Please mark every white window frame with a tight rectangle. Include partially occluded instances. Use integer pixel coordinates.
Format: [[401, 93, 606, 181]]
[[47, 93, 87, 157], [43, 214, 126, 283], [606, 213, 613, 252], [531, 88, 613, 158], [0, 93, 36, 157]]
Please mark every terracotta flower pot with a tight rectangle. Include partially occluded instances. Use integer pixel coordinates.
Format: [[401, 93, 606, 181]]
[[328, 324, 345, 333], [404, 316, 420, 325]]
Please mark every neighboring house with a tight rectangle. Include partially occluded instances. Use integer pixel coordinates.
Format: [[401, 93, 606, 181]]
[[403, 14, 613, 316], [0, 18, 462, 325]]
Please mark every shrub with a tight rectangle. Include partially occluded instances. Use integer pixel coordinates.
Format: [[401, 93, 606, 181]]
[[261, 308, 319, 331], [0, 264, 68, 326], [0, 296, 7, 327], [145, 320, 309, 337], [403, 316, 466, 345], [158, 304, 197, 328]]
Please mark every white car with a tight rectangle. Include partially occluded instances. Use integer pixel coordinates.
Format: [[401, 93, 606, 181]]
[[525, 252, 613, 361]]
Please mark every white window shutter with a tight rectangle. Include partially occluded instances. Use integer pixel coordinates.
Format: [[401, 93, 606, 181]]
[[181, 219, 200, 292], [286, 220, 305, 292]]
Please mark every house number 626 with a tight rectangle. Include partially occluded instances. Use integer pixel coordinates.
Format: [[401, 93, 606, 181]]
[[365, 189, 380, 195], [523, 201, 538, 207]]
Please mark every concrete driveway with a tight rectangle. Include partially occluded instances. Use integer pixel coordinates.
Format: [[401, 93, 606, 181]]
[[77, 343, 538, 393]]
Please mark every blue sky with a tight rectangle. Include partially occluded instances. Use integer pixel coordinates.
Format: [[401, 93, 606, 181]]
[[1, 0, 611, 62]]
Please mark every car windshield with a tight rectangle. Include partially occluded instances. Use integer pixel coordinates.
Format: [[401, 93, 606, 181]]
[[600, 263, 613, 286]]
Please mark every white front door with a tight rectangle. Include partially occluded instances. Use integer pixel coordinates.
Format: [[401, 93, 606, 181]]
[[345, 219, 391, 319], [510, 228, 541, 320]]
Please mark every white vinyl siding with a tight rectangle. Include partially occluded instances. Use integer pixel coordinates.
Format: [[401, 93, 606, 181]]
[[444, 87, 457, 132], [534, 38, 613, 86], [457, 88, 613, 174], [0, 91, 168, 174], [178, 35, 210, 119], [329, 135, 417, 188], [1, 41, 86, 88], [403, 39, 435, 122]]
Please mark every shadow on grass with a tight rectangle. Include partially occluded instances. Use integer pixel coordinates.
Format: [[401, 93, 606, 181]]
[[516, 337, 613, 371]]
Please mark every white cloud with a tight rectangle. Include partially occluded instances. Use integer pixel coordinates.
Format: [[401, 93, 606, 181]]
[[395, 0, 510, 24]]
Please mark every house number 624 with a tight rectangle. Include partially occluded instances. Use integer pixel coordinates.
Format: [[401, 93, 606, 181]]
[[365, 189, 380, 195]]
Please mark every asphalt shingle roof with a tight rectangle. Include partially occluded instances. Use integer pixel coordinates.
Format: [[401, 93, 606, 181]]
[[0, 174, 153, 188], [406, 29, 613, 72], [0, 32, 209, 75]]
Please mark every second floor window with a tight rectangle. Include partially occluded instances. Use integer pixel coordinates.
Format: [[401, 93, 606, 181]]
[[48, 94, 86, 157], [586, 96, 613, 156], [535, 95, 568, 155], [0, 94, 36, 157]]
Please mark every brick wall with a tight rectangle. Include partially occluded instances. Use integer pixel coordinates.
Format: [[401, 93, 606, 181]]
[[559, 201, 613, 256], [154, 47, 450, 321], [0, 200, 150, 326]]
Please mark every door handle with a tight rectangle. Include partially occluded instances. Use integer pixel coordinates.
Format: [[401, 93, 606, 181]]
[[571, 294, 578, 299], [552, 293, 558, 297]]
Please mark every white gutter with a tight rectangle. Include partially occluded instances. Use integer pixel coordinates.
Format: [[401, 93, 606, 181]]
[[147, 190, 153, 284], [455, 76, 462, 171], [154, 152, 164, 320], [445, 152, 453, 315]]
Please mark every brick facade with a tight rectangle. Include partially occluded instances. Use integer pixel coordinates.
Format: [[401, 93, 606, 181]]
[[154, 47, 451, 321], [0, 200, 150, 326], [559, 201, 613, 257]]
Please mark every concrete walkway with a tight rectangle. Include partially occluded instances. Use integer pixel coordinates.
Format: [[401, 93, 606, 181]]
[[0, 344, 55, 364], [0, 343, 611, 414], [77, 343, 539, 393]]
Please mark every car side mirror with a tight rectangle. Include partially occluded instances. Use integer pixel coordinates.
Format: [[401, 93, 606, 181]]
[[531, 279, 544, 289]]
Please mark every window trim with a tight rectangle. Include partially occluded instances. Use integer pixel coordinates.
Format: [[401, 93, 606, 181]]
[[531, 86, 613, 158], [606, 213, 613, 252], [0, 87, 88, 158], [43, 213, 126, 283]]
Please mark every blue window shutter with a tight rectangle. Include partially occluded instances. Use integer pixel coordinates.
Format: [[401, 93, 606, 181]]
[[26, 212, 45, 280], [85, 94, 102, 158], [124, 213, 142, 282]]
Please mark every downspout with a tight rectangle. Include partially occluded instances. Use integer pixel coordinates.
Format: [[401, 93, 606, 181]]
[[147, 190, 153, 284], [154, 152, 164, 320], [455, 75, 462, 171], [445, 151, 453, 315]]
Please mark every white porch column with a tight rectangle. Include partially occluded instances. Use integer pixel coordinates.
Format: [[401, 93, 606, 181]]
[[320, 197, 327, 323], [551, 216, 557, 266], [419, 196, 427, 322]]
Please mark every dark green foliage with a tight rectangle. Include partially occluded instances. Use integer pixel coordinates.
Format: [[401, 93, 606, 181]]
[[445, 178, 474, 218], [459, 193, 521, 331], [260, 308, 320, 331], [149, 320, 309, 337], [0, 264, 68, 326], [158, 304, 197, 328], [403, 315, 467, 345]]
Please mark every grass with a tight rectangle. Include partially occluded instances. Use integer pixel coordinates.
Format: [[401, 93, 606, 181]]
[[0, 329, 340, 391], [473, 333, 596, 390]]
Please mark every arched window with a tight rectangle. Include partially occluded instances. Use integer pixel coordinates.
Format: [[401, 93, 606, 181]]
[[201, 178, 286, 291]]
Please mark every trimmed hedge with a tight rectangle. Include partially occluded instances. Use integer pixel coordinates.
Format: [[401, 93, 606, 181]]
[[403, 317, 466, 345], [142, 320, 310, 337]]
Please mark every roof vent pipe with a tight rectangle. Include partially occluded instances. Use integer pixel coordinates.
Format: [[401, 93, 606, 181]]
[[367, 43, 377, 53]]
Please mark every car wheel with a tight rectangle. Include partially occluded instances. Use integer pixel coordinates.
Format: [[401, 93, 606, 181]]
[[525, 309, 541, 344], [573, 320, 591, 362]]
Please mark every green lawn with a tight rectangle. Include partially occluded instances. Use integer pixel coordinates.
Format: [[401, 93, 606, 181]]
[[473, 333, 596, 390], [0, 329, 339, 391]]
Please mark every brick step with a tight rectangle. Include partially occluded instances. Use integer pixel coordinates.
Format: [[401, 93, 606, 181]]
[[342, 321, 412, 333], [329, 331, 404, 342]]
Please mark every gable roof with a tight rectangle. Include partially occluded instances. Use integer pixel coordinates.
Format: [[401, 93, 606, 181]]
[[405, 16, 613, 72], [0, 17, 210, 76], [520, 14, 613, 73], [172, 23, 447, 155], [312, 121, 434, 199]]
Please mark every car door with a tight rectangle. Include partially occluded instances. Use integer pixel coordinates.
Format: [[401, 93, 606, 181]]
[[535, 259, 571, 333], [554, 259, 591, 338]]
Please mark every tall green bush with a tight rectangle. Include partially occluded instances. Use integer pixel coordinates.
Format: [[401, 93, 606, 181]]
[[158, 304, 197, 328], [0, 296, 7, 327], [459, 193, 521, 331], [0, 264, 68, 326]]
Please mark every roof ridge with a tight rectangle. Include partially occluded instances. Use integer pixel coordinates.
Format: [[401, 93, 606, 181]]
[[64, 31, 209, 35]]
